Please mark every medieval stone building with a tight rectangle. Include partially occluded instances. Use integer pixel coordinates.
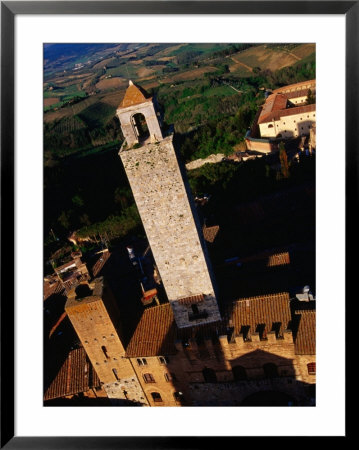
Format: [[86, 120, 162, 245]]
[[47, 81, 316, 406], [116, 81, 221, 329]]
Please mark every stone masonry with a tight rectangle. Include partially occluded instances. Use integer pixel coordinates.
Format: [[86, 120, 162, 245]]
[[119, 135, 221, 328], [65, 278, 148, 405], [117, 81, 221, 328]]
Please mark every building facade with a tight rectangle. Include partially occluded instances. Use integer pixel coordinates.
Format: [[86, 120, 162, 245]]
[[50, 81, 316, 407]]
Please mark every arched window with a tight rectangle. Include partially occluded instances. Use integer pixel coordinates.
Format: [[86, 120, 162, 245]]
[[151, 392, 163, 403], [268, 124, 274, 128], [202, 368, 217, 383], [132, 113, 149, 141], [232, 365, 247, 381], [263, 363, 278, 378]]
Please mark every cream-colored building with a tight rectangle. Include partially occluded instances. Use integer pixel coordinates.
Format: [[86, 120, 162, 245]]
[[258, 80, 316, 139]]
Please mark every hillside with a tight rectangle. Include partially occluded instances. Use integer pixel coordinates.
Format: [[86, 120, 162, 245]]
[[44, 43, 315, 164], [43, 43, 315, 257]]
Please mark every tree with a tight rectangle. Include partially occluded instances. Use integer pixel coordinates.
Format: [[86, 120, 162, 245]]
[[279, 142, 290, 179], [71, 194, 84, 208], [58, 210, 71, 230], [307, 88, 315, 105]]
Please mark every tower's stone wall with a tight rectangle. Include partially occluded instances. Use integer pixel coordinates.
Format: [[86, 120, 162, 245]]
[[120, 136, 221, 327], [117, 101, 162, 147], [65, 279, 148, 405]]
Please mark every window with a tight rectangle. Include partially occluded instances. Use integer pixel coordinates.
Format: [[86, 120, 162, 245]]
[[143, 373, 156, 383], [191, 304, 199, 315], [256, 323, 267, 341], [268, 124, 274, 128], [271, 322, 283, 339], [151, 392, 163, 402], [165, 373, 177, 382], [240, 325, 251, 342], [112, 368, 119, 381], [137, 358, 143, 366], [158, 356, 169, 365], [263, 363, 278, 378], [101, 346, 109, 359], [232, 365, 247, 381], [137, 358, 147, 366], [202, 368, 217, 383], [307, 362, 316, 375]]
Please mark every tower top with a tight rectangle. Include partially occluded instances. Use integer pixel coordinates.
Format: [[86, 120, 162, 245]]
[[118, 81, 152, 109]]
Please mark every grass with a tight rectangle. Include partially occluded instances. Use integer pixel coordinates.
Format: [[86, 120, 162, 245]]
[[202, 85, 238, 98], [77, 101, 116, 129]]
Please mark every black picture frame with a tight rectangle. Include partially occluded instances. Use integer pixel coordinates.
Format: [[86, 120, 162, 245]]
[[1, 1, 353, 447]]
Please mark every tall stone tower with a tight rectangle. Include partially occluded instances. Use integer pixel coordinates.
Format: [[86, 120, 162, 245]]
[[65, 277, 148, 405], [117, 81, 221, 328]]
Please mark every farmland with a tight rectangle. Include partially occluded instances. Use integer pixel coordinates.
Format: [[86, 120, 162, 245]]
[[44, 42, 315, 257]]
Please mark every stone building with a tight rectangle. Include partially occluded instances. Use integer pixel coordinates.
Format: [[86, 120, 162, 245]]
[[117, 81, 221, 329], [62, 279, 315, 406], [245, 79, 316, 152], [65, 277, 148, 405], [53, 81, 316, 407]]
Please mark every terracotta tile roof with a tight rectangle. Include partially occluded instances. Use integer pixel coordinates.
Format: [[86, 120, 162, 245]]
[[272, 79, 316, 94], [267, 252, 290, 267], [177, 294, 204, 306], [228, 292, 291, 335], [285, 88, 316, 100], [177, 320, 227, 342], [44, 278, 64, 301], [44, 347, 100, 401], [92, 250, 111, 277], [258, 93, 288, 123], [203, 225, 220, 243], [126, 304, 177, 357], [294, 309, 316, 355], [238, 251, 290, 267], [118, 81, 151, 108], [258, 103, 315, 124], [126, 303, 227, 357]]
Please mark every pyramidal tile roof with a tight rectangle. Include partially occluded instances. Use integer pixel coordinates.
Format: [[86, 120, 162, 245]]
[[119, 80, 151, 108]]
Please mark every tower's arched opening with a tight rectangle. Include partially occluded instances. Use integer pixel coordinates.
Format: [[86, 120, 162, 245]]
[[131, 113, 149, 142]]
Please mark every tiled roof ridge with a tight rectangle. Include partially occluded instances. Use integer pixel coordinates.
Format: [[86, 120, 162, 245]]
[[234, 292, 290, 304], [272, 79, 316, 93], [258, 103, 315, 124]]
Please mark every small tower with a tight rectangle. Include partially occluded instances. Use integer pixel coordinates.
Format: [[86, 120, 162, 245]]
[[117, 81, 221, 328], [117, 80, 163, 147], [65, 278, 148, 405]]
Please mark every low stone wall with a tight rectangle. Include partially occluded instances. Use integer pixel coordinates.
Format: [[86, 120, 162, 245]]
[[185, 153, 225, 171]]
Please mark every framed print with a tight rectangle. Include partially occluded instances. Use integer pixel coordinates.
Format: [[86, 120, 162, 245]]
[[1, 1, 353, 447]]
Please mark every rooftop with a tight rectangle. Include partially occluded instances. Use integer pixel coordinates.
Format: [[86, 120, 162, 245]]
[[272, 79, 316, 94], [258, 103, 316, 125], [228, 292, 292, 335], [293, 308, 316, 355], [118, 80, 152, 109], [65, 277, 104, 310], [44, 347, 100, 401]]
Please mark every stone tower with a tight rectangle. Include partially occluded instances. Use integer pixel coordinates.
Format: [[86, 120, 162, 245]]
[[65, 277, 148, 405], [117, 81, 221, 328]]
